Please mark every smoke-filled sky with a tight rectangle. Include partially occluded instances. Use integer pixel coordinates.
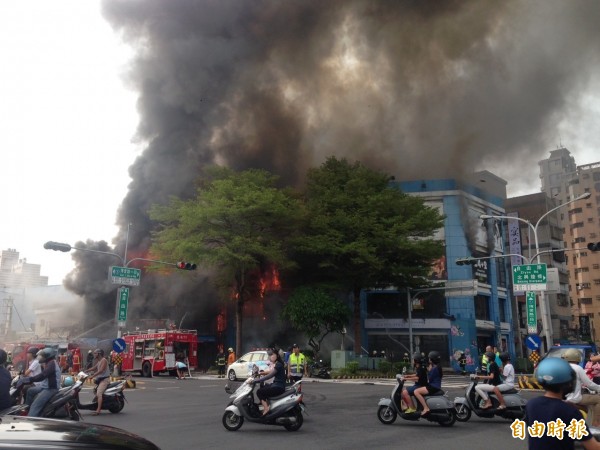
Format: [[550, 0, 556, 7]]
[[1, 0, 600, 288]]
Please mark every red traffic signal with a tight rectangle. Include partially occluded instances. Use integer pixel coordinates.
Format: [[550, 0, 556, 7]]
[[177, 261, 197, 270]]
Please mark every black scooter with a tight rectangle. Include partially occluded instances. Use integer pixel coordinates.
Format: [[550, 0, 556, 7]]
[[0, 375, 84, 420], [309, 360, 331, 379], [377, 374, 456, 427], [453, 374, 526, 422]]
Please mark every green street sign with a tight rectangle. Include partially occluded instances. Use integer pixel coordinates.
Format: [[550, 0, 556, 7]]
[[118, 287, 129, 322], [512, 263, 547, 292], [526, 291, 537, 334], [110, 266, 141, 286]]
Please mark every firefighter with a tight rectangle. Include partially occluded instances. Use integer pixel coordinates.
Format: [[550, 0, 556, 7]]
[[72, 350, 80, 374], [227, 347, 236, 373], [216, 347, 226, 378]]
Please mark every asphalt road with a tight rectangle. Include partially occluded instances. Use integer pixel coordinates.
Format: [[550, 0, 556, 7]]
[[79, 374, 532, 450]]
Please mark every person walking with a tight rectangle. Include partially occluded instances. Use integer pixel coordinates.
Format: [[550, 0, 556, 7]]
[[287, 344, 307, 383], [86, 349, 110, 415], [216, 347, 226, 378]]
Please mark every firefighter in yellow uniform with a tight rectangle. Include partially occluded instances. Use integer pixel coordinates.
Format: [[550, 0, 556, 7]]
[[287, 344, 307, 382]]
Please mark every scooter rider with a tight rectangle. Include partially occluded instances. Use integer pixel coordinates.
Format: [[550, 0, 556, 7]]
[[562, 348, 600, 428], [473, 351, 505, 410], [413, 350, 443, 417], [22, 346, 43, 403], [401, 353, 428, 414], [526, 357, 600, 450], [250, 347, 286, 416], [492, 352, 514, 406], [86, 348, 110, 416], [19, 347, 61, 417]]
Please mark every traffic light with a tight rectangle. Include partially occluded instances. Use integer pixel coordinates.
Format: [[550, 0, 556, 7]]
[[588, 242, 600, 252], [43, 241, 72, 252], [456, 257, 478, 266], [177, 261, 197, 270]]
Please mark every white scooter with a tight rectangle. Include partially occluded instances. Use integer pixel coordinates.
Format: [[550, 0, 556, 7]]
[[453, 374, 526, 422], [222, 366, 305, 431], [377, 374, 456, 427]]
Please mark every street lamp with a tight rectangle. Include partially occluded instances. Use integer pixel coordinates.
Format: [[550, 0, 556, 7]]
[[480, 192, 591, 349]]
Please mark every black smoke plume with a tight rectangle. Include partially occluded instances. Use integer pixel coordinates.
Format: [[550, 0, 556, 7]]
[[65, 0, 600, 338]]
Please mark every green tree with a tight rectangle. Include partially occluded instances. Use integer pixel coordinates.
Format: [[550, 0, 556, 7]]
[[149, 166, 303, 354], [295, 157, 445, 353], [281, 286, 351, 358]]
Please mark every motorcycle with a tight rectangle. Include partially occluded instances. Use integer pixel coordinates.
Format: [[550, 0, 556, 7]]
[[453, 374, 527, 422], [73, 371, 127, 414], [0, 374, 84, 420], [309, 360, 331, 379], [377, 374, 456, 427], [222, 365, 305, 432]]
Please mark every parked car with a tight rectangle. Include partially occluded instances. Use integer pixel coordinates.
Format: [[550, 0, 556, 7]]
[[0, 416, 161, 449], [227, 350, 270, 381]]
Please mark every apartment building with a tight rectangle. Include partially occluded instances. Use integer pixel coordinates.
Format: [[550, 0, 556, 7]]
[[539, 149, 600, 343]]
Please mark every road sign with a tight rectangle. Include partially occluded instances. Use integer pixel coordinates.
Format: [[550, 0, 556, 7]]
[[112, 338, 126, 353], [513, 263, 547, 292], [110, 266, 141, 286], [526, 291, 537, 334], [525, 334, 542, 350], [117, 287, 129, 322]]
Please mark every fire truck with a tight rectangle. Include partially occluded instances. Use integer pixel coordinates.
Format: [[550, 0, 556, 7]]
[[120, 329, 198, 377]]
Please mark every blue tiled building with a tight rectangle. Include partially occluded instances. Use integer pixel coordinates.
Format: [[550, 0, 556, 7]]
[[362, 172, 515, 372]]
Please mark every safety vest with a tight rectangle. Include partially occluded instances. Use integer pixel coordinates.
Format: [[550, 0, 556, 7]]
[[217, 354, 226, 366], [288, 353, 306, 377]]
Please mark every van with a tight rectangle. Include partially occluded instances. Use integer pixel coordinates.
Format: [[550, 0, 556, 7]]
[[542, 344, 598, 368]]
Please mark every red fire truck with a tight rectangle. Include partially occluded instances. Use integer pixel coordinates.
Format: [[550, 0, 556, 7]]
[[120, 329, 198, 377]]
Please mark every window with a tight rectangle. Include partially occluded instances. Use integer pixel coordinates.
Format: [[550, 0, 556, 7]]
[[475, 296, 490, 321], [557, 293, 569, 307], [574, 237, 587, 244], [593, 264, 600, 269], [575, 267, 590, 273], [594, 172, 600, 181], [581, 298, 593, 305], [499, 298, 506, 322], [569, 207, 583, 215], [570, 222, 584, 229]]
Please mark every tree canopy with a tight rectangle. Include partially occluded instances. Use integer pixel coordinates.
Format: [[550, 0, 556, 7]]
[[149, 166, 303, 354], [294, 157, 445, 353]]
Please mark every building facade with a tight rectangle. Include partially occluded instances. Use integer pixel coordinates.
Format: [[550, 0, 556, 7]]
[[361, 172, 515, 371], [539, 150, 600, 345]]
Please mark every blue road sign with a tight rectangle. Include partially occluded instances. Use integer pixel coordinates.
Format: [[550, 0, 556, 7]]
[[112, 338, 126, 354], [525, 334, 542, 351]]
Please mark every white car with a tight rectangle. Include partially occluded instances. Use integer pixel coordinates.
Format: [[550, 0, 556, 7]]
[[227, 351, 270, 381]]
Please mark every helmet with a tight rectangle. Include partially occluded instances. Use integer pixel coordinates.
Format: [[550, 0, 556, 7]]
[[412, 352, 422, 361], [36, 348, 57, 363], [27, 346, 40, 356], [228, 348, 233, 352], [499, 352, 510, 363], [63, 376, 74, 387], [93, 348, 104, 357], [428, 351, 441, 364], [562, 348, 582, 364], [536, 357, 575, 388], [0, 349, 7, 366]]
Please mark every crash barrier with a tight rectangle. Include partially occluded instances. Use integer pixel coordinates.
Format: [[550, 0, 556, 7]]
[[518, 374, 543, 390]]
